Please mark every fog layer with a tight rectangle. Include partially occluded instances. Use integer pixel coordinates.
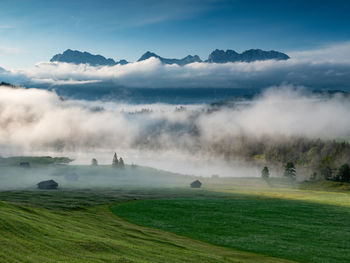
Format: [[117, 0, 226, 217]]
[[1, 85, 350, 171]]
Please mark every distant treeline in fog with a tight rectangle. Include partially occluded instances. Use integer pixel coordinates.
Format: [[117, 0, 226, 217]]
[[208, 136, 350, 179]]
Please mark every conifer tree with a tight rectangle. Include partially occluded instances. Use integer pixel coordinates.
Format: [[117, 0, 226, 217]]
[[118, 157, 125, 168], [91, 158, 98, 166], [284, 162, 296, 179], [261, 166, 270, 179], [335, 164, 350, 182], [112, 153, 119, 167]]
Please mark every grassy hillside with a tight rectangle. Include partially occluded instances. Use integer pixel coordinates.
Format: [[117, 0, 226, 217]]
[[0, 156, 72, 166], [0, 199, 295, 263], [112, 197, 350, 263], [1, 164, 350, 263]]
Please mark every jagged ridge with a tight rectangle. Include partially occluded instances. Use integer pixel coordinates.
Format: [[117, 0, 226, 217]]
[[50, 48, 290, 66], [50, 49, 128, 66]]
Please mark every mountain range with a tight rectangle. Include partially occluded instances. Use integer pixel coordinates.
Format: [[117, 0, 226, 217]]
[[137, 51, 202, 66], [50, 48, 290, 66], [207, 49, 289, 63], [50, 49, 128, 66]]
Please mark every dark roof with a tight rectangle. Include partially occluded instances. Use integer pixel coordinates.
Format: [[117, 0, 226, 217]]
[[37, 179, 58, 186], [190, 180, 202, 187]]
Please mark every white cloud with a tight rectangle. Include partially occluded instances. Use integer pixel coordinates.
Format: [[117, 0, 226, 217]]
[[0, 56, 348, 90], [0, 42, 349, 90], [0, 85, 349, 152], [1, 85, 350, 176], [289, 42, 350, 63], [197, 86, 350, 141]]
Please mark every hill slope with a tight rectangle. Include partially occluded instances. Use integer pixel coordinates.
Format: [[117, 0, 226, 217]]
[[0, 200, 294, 263], [113, 196, 350, 263]]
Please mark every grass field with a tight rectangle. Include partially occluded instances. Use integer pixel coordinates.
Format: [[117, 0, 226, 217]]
[[1, 163, 350, 262], [0, 189, 297, 263], [112, 197, 350, 263]]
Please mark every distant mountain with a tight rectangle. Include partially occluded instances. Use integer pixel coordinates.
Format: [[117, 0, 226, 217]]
[[50, 49, 128, 66], [118, 59, 128, 65], [207, 49, 290, 63], [49, 48, 289, 67], [138, 51, 202, 66]]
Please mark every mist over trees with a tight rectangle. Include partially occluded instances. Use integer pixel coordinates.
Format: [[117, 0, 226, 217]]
[[112, 153, 125, 169], [208, 135, 350, 180], [1, 85, 350, 181]]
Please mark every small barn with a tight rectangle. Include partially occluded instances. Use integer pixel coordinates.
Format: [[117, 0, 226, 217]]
[[190, 180, 202, 188], [37, 180, 58, 190]]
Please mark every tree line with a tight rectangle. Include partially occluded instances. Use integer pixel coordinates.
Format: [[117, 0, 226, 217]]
[[261, 162, 350, 183], [90, 152, 125, 168]]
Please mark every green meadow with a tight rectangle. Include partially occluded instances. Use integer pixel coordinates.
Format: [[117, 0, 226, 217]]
[[1, 162, 350, 262], [0, 189, 296, 263], [113, 197, 350, 263]]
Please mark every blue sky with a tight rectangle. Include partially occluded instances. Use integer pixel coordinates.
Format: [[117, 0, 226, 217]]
[[1, 0, 350, 68]]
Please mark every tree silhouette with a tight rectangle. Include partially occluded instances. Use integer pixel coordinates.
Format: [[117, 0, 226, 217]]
[[335, 164, 350, 182], [112, 153, 119, 167], [284, 162, 296, 179], [91, 158, 98, 166], [118, 157, 125, 168], [261, 166, 270, 179]]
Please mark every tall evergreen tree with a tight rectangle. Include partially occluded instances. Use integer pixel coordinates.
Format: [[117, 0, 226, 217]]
[[335, 164, 350, 182], [91, 158, 98, 166], [284, 162, 296, 179], [261, 166, 270, 179], [118, 157, 125, 168], [112, 153, 119, 167]]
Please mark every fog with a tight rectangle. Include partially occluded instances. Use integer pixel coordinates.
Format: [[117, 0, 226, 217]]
[[1, 85, 350, 178]]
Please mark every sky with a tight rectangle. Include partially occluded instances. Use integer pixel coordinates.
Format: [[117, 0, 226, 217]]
[[1, 0, 350, 69]]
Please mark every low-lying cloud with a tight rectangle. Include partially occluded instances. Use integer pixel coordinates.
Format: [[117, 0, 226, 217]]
[[1, 84, 350, 176], [1, 42, 350, 90], [1, 85, 349, 153]]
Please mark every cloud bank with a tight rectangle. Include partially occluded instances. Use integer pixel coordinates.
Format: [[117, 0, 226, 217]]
[[1, 84, 350, 176], [1, 42, 350, 90], [1, 85, 349, 153]]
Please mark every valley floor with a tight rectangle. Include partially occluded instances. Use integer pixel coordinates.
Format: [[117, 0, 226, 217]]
[[1, 178, 350, 262]]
